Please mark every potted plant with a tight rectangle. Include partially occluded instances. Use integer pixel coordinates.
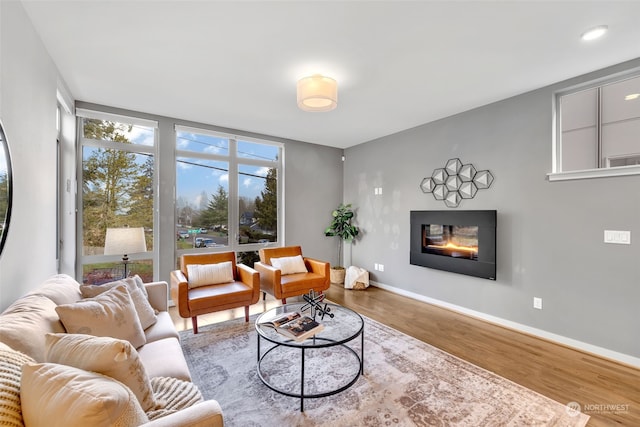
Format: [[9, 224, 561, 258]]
[[324, 203, 360, 284]]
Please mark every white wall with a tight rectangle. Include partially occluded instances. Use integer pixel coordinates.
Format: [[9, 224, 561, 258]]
[[0, 1, 61, 310], [0, 1, 341, 311]]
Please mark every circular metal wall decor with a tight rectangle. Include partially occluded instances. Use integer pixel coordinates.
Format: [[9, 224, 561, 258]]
[[420, 158, 493, 208], [0, 121, 12, 257]]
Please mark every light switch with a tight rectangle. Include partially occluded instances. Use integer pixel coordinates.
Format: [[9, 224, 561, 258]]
[[604, 230, 631, 245]]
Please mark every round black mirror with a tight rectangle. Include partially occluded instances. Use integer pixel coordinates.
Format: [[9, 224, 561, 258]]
[[0, 121, 13, 257]]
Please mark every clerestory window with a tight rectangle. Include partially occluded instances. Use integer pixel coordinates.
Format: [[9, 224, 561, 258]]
[[550, 71, 640, 181]]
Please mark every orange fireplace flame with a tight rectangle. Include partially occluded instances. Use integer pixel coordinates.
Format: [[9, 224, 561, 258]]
[[427, 242, 478, 254]]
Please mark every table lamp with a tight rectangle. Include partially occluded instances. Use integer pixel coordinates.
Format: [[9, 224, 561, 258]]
[[104, 227, 147, 278]]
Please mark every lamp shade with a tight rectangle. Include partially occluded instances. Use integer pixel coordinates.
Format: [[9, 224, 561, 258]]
[[297, 75, 338, 112], [104, 227, 147, 256]]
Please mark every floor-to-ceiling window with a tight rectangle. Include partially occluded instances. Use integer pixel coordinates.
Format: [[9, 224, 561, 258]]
[[175, 126, 283, 266], [77, 109, 157, 284]]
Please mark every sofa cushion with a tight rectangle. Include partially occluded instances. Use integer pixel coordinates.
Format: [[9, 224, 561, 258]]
[[55, 285, 146, 349], [144, 312, 179, 343], [270, 255, 308, 275], [27, 274, 82, 306], [126, 275, 149, 298], [44, 334, 157, 411], [81, 275, 147, 299], [80, 280, 157, 330], [0, 294, 66, 362], [0, 342, 35, 427], [137, 338, 192, 381], [20, 362, 148, 427], [187, 262, 234, 288]]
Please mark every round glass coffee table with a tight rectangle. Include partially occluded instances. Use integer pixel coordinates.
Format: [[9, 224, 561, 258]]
[[255, 302, 364, 411]]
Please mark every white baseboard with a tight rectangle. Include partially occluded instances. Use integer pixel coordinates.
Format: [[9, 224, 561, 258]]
[[370, 280, 640, 369]]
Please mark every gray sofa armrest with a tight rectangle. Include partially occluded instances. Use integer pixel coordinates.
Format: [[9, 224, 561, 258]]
[[140, 400, 224, 427], [145, 281, 169, 312]]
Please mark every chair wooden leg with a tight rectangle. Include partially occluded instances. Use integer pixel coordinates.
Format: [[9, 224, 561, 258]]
[[244, 306, 250, 322], [192, 317, 198, 334], [281, 298, 287, 304], [262, 292, 266, 301]]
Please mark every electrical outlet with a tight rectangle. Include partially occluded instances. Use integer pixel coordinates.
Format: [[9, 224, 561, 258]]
[[378, 264, 384, 272], [533, 297, 543, 310], [374, 263, 379, 271]]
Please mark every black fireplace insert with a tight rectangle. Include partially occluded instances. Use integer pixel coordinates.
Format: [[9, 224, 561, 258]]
[[410, 210, 496, 280]]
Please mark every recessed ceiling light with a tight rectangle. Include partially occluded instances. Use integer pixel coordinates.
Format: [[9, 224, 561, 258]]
[[625, 93, 640, 101], [581, 25, 608, 41]]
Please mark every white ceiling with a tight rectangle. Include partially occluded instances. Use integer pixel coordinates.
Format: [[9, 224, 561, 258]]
[[21, 1, 640, 149]]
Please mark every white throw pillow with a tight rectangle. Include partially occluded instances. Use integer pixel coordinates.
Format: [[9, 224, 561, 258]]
[[44, 333, 157, 411], [271, 255, 308, 275], [126, 275, 148, 298], [80, 280, 157, 330], [55, 285, 146, 349], [20, 363, 148, 427], [186, 261, 234, 288]]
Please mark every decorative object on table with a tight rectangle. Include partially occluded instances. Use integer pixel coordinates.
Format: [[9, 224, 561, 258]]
[[420, 158, 494, 208], [324, 203, 360, 284], [344, 266, 369, 290], [258, 310, 324, 342], [103, 227, 147, 278], [301, 290, 334, 320]]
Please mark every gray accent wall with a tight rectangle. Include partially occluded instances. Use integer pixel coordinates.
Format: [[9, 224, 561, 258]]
[[345, 58, 640, 361]]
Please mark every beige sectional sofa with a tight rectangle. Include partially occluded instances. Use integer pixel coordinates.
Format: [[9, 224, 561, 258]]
[[0, 274, 223, 427]]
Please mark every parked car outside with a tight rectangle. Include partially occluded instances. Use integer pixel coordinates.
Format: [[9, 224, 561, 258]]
[[195, 238, 217, 248], [177, 230, 190, 239]]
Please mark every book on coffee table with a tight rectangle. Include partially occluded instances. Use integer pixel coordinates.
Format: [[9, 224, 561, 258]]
[[260, 311, 324, 342]]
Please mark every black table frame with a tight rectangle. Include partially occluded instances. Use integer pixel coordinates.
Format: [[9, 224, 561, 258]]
[[256, 305, 364, 412]]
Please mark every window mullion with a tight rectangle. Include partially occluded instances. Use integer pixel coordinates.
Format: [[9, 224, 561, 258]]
[[228, 138, 239, 251], [597, 87, 603, 168], [81, 137, 154, 155]]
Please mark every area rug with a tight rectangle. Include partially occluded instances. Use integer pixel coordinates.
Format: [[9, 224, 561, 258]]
[[179, 315, 589, 427]]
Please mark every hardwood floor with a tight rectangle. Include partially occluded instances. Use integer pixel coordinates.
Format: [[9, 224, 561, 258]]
[[326, 283, 640, 427], [170, 284, 640, 426]]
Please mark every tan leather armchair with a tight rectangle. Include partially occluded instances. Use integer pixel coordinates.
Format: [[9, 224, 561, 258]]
[[254, 246, 329, 304], [170, 252, 259, 334]]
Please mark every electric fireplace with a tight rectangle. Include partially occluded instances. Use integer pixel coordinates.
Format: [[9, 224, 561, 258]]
[[410, 210, 496, 280]]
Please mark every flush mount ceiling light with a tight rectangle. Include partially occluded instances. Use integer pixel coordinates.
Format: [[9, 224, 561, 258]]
[[581, 25, 608, 41], [297, 74, 338, 112], [625, 93, 640, 101]]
